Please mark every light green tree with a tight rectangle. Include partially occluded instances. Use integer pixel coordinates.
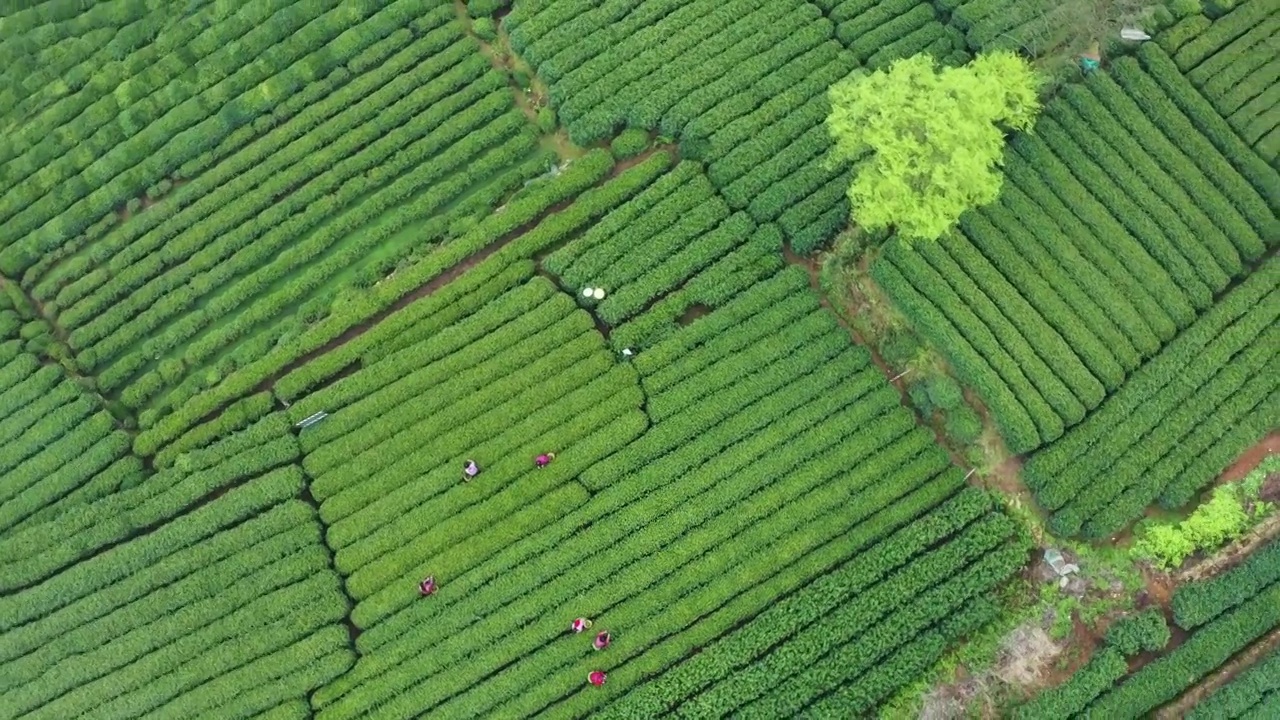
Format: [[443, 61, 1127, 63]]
[[826, 51, 1042, 241]]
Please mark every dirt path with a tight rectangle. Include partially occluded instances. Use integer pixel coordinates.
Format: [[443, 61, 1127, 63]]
[[1216, 431, 1280, 485]]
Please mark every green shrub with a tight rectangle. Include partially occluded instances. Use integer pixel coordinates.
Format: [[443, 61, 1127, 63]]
[[944, 406, 983, 445], [1105, 609, 1171, 655], [878, 331, 921, 369], [926, 375, 964, 411], [535, 106, 556, 134], [611, 127, 650, 159], [472, 17, 497, 42]]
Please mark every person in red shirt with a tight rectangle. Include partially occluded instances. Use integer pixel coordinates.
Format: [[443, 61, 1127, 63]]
[[588, 670, 607, 687], [571, 617, 592, 633], [535, 452, 556, 468]]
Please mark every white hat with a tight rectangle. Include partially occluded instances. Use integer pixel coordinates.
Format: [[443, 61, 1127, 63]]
[[582, 287, 594, 298], [593, 288, 606, 300]]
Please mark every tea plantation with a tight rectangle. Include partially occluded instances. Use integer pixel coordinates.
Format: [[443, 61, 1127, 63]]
[[0, 0, 1276, 717]]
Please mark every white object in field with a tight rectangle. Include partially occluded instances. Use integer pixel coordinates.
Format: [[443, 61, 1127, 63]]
[[582, 287, 594, 298], [593, 288, 606, 300], [1120, 26, 1150, 41], [621, 348, 634, 357], [296, 411, 329, 429]]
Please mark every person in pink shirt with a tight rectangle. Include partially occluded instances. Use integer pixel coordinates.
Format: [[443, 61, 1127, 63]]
[[588, 670, 607, 687], [418, 576, 437, 596], [594, 631, 611, 650], [535, 452, 556, 468], [571, 617, 593, 633], [462, 460, 480, 482]]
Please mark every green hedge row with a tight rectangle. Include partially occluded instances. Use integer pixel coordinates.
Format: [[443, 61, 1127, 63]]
[[884, 239, 1067, 440], [1059, 86, 1250, 273], [588, 196, 730, 291], [0, 463, 305, 641], [329, 383, 919, 694], [41, 21, 467, 312], [1037, 115, 1219, 307], [520, 0, 687, 83], [543, 0, 720, 119], [1010, 135, 1194, 332], [707, 92, 827, 189], [873, 258, 1041, 452], [610, 226, 784, 351], [60, 54, 496, 340], [11, 456, 146, 534], [1174, 537, 1280, 630], [28, 575, 349, 720], [1188, 13, 1280, 89], [1087, 581, 1280, 717], [0, 0, 269, 187], [647, 313, 847, 422], [336, 382, 643, 596], [598, 487, 998, 717], [544, 160, 700, 282], [680, 43, 852, 158], [642, 285, 816, 394], [0, 498, 312, 677], [842, 4, 937, 64], [152, 391, 276, 469], [286, 268, 540, 422], [998, 158, 1168, 358], [941, 228, 1109, 402], [1230, 81, 1280, 143], [0, 0, 410, 273], [74, 82, 516, 367], [303, 307, 589, 484], [0, 420, 300, 592], [0, 364, 65, 432], [2, 524, 331, 714], [430, 429, 971, 719], [917, 238, 1097, 417], [548, 456, 963, 719], [504, 0, 605, 59], [1134, 45, 1280, 212], [581, 341, 867, 492], [1106, 609, 1171, 655], [1190, 647, 1280, 719], [322, 396, 943, 716], [1026, 258, 1278, 504], [1157, 386, 1279, 509], [1013, 648, 1128, 719], [1173, 0, 1276, 72], [638, 14, 833, 139], [0, 394, 97, 475], [111, 121, 540, 406], [294, 280, 554, 437], [722, 123, 833, 212], [275, 149, 653, 405], [597, 212, 755, 326], [0, 416, 127, 534], [1071, 346, 1279, 537], [962, 208, 1129, 387], [129, 148, 625, 457], [573, 1, 809, 137], [557, 172, 715, 289], [655, 30, 831, 144], [693, 513, 1025, 717], [554, 0, 747, 142], [865, 16, 949, 69], [1083, 70, 1273, 251]]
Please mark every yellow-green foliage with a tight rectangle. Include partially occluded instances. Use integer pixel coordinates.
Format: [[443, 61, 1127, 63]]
[[826, 51, 1041, 241]]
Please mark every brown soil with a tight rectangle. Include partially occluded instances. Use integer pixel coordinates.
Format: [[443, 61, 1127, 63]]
[[1156, 626, 1280, 719], [610, 142, 678, 178], [676, 303, 711, 326], [1216, 431, 1280, 485]]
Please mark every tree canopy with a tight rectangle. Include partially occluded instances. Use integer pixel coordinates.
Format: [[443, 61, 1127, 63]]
[[826, 51, 1042, 242]]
